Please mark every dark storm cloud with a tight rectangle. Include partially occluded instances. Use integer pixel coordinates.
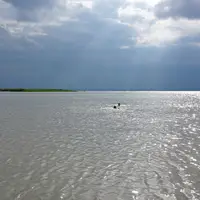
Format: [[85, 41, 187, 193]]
[[155, 0, 200, 19], [1, 0, 200, 90], [0, 10, 136, 90], [1, 40, 200, 90], [2, 0, 56, 21], [3, 0, 55, 10]]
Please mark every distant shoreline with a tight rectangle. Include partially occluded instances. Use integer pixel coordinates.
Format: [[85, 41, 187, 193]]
[[0, 89, 77, 92]]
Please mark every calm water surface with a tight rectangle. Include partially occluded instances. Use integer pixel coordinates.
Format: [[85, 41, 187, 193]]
[[0, 92, 200, 200]]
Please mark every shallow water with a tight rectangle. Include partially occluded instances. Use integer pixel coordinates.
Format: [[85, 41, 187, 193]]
[[0, 92, 200, 200]]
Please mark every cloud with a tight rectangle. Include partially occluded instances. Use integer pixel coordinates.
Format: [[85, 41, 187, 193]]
[[155, 0, 200, 20], [116, 0, 200, 46], [1, 1, 200, 90], [0, 0, 92, 22], [0, 2, 133, 52], [1, 0, 56, 21], [1, 0, 200, 47], [3, 0, 55, 9]]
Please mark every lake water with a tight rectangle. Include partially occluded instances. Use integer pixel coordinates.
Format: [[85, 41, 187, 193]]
[[0, 92, 200, 200]]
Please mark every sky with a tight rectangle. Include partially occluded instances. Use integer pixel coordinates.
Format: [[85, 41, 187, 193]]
[[0, 0, 200, 90]]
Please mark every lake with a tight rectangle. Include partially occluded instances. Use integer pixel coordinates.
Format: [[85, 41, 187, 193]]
[[0, 92, 200, 200]]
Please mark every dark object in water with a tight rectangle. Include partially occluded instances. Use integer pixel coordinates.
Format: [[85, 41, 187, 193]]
[[113, 106, 117, 109], [118, 103, 121, 107]]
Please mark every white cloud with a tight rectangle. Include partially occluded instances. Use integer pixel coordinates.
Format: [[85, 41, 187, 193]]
[[116, 0, 200, 46], [135, 18, 200, 46]]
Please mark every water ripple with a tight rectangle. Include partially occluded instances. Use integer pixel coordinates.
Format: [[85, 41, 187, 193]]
[[0, 92, 200, 200]]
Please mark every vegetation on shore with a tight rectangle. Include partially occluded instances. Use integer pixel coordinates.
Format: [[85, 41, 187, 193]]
[[0, 88, 76, 92]]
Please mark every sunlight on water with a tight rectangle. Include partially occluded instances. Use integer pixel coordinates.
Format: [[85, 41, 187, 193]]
[[0, 92, 200, 200]]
